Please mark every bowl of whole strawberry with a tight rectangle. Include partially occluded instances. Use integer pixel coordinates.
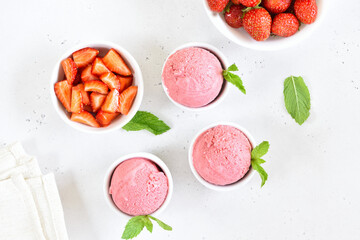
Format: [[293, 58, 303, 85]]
[[51, 41, 144, 133], [204, 0, 325, 50]]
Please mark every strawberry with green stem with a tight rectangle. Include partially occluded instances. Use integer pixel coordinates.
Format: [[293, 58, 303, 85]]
[[272, 13, 299, 37], [243, 6, 272, 41], [262, 0, 292, 14], [294, 0, 317, 24], [207, 0, 229, 12], [224, 4, 246, 28], [237, 0, 261, 7]]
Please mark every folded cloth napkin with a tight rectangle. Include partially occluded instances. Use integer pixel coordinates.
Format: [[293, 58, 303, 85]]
[[0, 174, 46, 240], [0, 142, 69, 240], [0, 142, 32, 174]]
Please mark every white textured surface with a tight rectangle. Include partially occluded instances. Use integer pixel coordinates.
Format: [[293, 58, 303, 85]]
[[0, 0, 359, 239]]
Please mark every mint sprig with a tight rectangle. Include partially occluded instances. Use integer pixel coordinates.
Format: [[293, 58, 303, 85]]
[[148, 216, 172, 230], [251, 141, 269, 187], [222, 64, 246, 94], [123, 111, 170, 135], [122, 215, 172, 240], [283, 76, 311, 125]]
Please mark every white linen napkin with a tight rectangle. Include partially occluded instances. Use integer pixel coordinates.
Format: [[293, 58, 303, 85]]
[[0, 142, 32, 174], [0, 142, 69, 240], [0, 174, 46, 240], [27, 174, 69, 240]]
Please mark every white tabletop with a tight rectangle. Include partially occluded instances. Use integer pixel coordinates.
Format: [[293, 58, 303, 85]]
[[1, 0, 359, 239]]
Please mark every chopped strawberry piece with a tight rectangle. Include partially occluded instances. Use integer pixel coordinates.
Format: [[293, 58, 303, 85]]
[[70, 111, 100, 128], [92, 58, 110, 76], [100, 72, 121, 90], [118, 76, 133, 93], [54, 80, 72, 112], [83, 104, 93, 113], [61, 58, 77, 85], [90, 92, 107, 112], [71, 86, 83, 113], [84, 80, 109, 94], [102, 49, 131, 76], [118, 86, 137, 115], [96, 110, 120, 127], [72, 47, 99, 68], [101, 89, 119, 113], [77, 83, 90, 105], [81, 65, 99, 82]]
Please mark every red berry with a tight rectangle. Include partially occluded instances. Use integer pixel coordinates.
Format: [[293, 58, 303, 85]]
[[243, 8, 272, 41], [231, 0, 241, 4], [224, 5, 245, 28], [271, 13, 299, 37], [294, 0, 317, 24], [262, 0, 292, 14], [237, 0, 260, 7], [207, 0, 229, 12]]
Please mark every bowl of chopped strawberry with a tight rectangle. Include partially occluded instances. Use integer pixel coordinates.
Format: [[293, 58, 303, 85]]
[[51, 41, 144, 133], [204, 0, 326, 50]]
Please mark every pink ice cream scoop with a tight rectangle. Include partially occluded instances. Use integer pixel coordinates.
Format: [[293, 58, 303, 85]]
[[109, 158, 168, 216], [162, 47, 224, 108], [192, 125, 252, 186]]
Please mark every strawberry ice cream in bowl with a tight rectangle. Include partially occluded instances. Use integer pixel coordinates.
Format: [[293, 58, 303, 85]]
[[162, 42, 230, 111], [104, 153, 173, 217], [189, 122, 267, 191]]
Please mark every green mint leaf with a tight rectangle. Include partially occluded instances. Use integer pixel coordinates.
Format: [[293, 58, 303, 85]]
[[223, 64, 246, 94], [143, 216, 153, 233], [251, 161, 268, 187], [121, 216, 146, 239], [227, 63, 239, 72], [283, 76, 311, 125], [122, 111, 170, 135], [251, 141, 269, 187], [251, 141, 270, 159], [148, 216, 173, 231]]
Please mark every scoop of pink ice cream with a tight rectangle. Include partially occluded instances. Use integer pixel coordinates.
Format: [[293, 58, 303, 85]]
[[162, 47, 224, 108], [192, 125, 252, 186], [109, 158, 168, 216]]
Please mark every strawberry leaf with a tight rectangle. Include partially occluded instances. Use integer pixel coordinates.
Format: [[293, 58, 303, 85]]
[[224, 1, 232, 13]]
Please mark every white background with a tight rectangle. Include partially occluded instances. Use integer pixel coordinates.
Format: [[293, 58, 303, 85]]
[[1, 0, 359, 239]]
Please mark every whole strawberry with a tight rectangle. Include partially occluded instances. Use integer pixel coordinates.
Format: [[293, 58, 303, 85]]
[[237, 0, 260, 7], [271, 13, 299, 37], [207, 0, 230, 12], [262, 0, 292, 14], [224, 4, 245, 28], [294, 0, 317, 24], [243, 8, 272, 41]]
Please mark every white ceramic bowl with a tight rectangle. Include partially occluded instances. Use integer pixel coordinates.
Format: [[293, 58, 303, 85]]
[[50, 41, 144, 133], [189, 122, 256, 191], [161, 42, 229, 111], [104, 152, 173, 218], [203, 0, 326, 51]]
